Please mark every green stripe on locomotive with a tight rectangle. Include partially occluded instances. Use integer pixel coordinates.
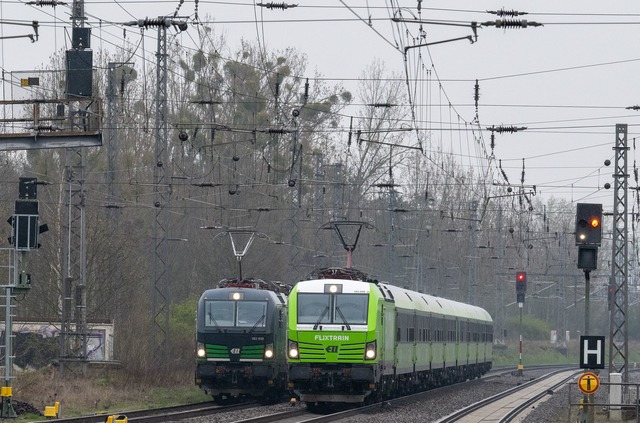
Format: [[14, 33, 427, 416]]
[[201, 344, 230, 360], [294, 331, 371, 362]]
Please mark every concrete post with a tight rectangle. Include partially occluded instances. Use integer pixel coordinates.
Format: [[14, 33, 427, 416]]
[[610, 372, 622, 421]]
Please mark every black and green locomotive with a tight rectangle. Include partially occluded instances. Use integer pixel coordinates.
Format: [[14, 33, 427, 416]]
[[286, 268, 493, 407], [195, 279, 289, 403]]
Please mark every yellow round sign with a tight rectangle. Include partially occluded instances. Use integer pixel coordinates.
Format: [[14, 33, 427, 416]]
[[578, 372, 600, 394]]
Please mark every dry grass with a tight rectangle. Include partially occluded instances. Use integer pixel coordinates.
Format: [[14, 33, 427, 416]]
[[7, 364, 210, 421]]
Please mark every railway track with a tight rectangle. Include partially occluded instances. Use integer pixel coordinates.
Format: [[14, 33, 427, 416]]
[[435, 368, 579, 422], [226, 366, 577, 423], [44, 401, 260, 423], [41, 366, 577, 423]]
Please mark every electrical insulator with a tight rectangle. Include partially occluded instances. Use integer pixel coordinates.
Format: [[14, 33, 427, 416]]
[[258, 2, 297, 10], [474, 79, 480, 105], [482, 19, 543, 28], [487, 9, 528, 17]]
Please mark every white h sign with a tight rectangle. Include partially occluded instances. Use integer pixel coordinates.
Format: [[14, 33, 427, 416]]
[[580, 335, 605, 369]]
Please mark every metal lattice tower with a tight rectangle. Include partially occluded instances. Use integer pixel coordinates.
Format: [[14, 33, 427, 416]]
[[61, 148, 87, 364], [152, 18, 171, 365], [60, 0, 88, 374], [608, 123, 629, 382], [0, 249, 18, 417], [494, 206, 505, 344], [122, 17, 187, 366], [556, 234, 568, 349]]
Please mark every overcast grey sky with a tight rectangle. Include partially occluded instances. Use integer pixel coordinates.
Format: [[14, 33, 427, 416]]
[[1, 1, 640, 206]]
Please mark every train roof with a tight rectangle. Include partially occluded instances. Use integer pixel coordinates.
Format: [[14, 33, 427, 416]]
[[216, 278, 291, 295], [293, 278, 372, 294], [306, 267, 376, 282], [199, 286, 287, 305], [378, 282, 492, 323], [293, 278, 491, 323]]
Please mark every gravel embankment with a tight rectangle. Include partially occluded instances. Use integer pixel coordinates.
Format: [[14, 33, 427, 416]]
[[335, 369, 556, 423], [169, 369, 638, 423], [338, 370, 639, 423]]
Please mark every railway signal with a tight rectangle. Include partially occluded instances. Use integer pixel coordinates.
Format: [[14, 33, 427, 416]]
[[8, 178, 48, 251], [575, 203, 602, 246], [514, 271, 527, 376], [575, 203, 602, 271], [515, 271, 526, 304]]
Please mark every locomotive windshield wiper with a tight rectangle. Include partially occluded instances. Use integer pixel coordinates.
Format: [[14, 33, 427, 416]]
[[208, 312, 221, 329], [248, 314, 265, 333], [335, 306, 351, 330], [313, 306, 329, 330]]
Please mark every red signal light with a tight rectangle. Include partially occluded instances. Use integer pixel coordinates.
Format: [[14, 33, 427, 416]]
[[516, 271, 527, 302]]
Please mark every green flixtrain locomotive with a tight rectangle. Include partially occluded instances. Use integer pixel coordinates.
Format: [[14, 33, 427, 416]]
[[286, 268, 493, 407], [195, 279, 289, 404]]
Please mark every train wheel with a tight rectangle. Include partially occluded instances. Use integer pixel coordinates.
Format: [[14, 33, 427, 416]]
[[363, 392, 375, 406], [212, 395, 227, 404], [306, 402, 320, 413], [259, 388, 279, 405]]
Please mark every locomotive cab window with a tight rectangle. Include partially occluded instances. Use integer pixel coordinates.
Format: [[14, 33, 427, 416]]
[[335, 294, 368, 324], [297, 292, 368, 326], [237, 301, 267, 327], [297, 293, 331, 325], [204, 300, 268, 328]]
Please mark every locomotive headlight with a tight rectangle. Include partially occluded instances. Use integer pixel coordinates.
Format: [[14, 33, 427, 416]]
[[288, 340, 299, 359], [264, 344, 274, 359], [196, 342, 206, 358], [324, 283, 342, 293], [365, 341, 376, 360]]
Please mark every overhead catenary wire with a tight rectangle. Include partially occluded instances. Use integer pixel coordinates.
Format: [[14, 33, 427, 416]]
[[4, 1, 635, 205]]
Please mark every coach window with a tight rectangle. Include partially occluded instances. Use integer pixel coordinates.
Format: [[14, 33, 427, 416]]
[[434, 317, 441, 342]]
